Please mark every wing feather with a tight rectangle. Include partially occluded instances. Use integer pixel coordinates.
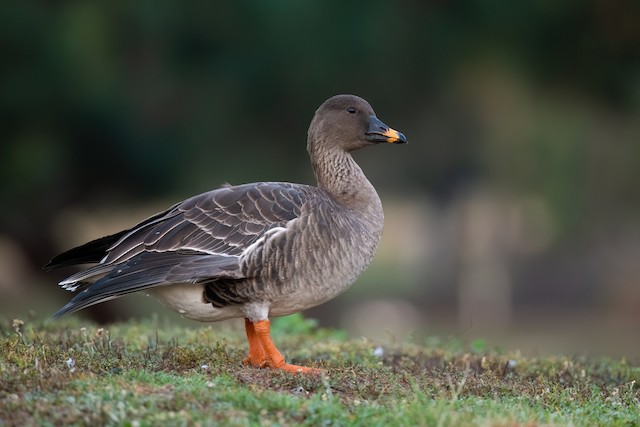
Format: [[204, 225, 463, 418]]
[[52, 252, 243, 319], [95, 182, 312, 264]]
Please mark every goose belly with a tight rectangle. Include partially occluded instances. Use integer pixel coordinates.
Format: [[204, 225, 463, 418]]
[[147, 284, 243, 322]]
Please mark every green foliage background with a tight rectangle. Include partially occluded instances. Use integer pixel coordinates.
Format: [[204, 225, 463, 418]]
[[3, 2, 638, 216]]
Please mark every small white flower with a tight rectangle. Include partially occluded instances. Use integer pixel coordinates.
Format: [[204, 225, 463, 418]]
[[66, 357, 76, 372], [201, 364, 209, 371], [373, 346, 384, 357]]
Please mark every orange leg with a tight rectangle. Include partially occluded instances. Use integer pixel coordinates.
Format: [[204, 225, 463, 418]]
[[243, 318, 320, 374], [243, 318, 268, 368]]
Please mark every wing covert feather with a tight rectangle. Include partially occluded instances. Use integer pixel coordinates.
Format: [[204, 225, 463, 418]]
[[102, 182, 314, 264]]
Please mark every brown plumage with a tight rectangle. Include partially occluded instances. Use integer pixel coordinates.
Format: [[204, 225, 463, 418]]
[[45, 94, 407, 373]]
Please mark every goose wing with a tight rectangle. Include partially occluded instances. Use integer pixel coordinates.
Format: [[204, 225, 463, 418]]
[[48, 182, 315, 318]]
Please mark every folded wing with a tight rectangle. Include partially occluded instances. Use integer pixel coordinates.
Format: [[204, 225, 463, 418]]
[[47, 182, 314, 317]]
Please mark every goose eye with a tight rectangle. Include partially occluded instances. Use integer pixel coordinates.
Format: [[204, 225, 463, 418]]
[[346, 107, 357, 115]]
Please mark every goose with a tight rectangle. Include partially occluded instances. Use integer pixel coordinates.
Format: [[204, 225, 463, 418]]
[[45, 94, 407, 373]]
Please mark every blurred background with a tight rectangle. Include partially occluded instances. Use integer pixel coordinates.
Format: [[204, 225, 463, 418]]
[[1, 1, 639, 358]]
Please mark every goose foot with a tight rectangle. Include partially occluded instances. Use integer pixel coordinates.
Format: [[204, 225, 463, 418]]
[[243, 318, 321, 375]]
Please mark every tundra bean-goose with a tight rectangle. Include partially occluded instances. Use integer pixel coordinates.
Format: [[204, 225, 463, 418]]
[[45, 94, 407, 374]]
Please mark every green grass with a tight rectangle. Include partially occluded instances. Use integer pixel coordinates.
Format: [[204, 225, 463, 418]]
[[1, 314, 639, 426]]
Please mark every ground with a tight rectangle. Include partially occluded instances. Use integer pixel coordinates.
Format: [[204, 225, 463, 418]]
[[1, 314, 639, 426]]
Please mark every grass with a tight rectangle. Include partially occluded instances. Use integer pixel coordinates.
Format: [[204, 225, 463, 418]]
[[1, 314, 639, 426]]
